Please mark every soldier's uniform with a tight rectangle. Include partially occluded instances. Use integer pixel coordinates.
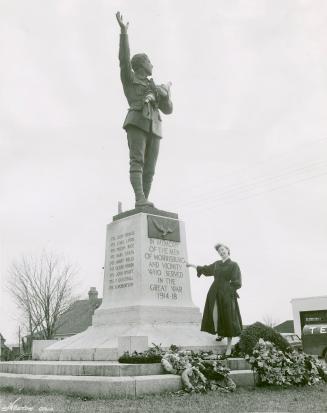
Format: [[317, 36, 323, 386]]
[[118, 33, 173, 205]]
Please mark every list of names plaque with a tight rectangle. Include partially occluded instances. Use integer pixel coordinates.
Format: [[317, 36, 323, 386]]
[[108, 231, 135, 291]]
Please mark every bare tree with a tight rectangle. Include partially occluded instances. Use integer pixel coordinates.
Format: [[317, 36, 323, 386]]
[[262, 314, 280, 328], [7, 252, 77, 345]]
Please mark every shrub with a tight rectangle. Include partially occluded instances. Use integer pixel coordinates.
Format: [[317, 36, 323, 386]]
[[15, 352, 32, 361], [238, 322, 291, 355], [245, 339, 327, 386]]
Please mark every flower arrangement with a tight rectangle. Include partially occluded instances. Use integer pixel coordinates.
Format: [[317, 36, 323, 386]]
[[161, 348, 236, 393], [118, 343, 163, 364], [118, 344, 236, 393], [245, 339, 327, 386]]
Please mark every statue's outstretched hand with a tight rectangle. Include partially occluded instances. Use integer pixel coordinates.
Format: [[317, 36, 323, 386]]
[[116, 12, 129, 33]]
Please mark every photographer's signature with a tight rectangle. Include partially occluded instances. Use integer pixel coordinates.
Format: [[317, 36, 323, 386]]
[[0, 398, 53, 411]]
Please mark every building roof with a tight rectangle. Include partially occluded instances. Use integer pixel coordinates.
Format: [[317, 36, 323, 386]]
[[274, 320, 294, 333], [291, 295, 327, 302], [54, 288, 102, 337]]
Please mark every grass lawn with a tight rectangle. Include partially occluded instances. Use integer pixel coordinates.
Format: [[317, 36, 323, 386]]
[[0, 384, 326, 413]]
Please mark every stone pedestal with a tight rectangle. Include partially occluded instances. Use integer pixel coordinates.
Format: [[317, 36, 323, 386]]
[[41, 209, 221, 361]]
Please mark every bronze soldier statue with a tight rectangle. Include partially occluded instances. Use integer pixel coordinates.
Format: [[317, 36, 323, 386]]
[[116, 12, 173, 208]]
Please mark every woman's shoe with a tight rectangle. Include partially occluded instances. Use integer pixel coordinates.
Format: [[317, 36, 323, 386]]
[[216, 336, 224, 341]]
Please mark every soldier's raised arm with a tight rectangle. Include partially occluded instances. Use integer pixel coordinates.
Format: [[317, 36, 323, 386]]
[[116, 12, 132, 84]]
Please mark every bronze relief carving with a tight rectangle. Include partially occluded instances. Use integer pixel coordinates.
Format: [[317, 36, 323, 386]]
[[147, 216, 180, 242]]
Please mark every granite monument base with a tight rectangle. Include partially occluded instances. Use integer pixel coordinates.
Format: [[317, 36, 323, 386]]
[[41, 209, 223, 361]]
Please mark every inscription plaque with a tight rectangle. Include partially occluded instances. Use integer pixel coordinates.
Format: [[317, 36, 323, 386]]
[[144, 237, 185, 302]]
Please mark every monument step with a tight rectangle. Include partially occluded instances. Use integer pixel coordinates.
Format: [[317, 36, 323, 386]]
[[0, 358, 250, 377], [0, 372, 181, 398], [224, 358, 251, 371], [0, 370, 256, 397], [0, 361, 163, 377]]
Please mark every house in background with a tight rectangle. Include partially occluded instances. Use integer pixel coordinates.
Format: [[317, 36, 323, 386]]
[[274, 320, 294, 334], [0, 333, 10, 360], [6, 343, 20, 359], [54, 287, 102, 340]]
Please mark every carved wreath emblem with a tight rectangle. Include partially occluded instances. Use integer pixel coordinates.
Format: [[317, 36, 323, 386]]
[[152, 219, 178, 238], [147, 216, 180, 242]]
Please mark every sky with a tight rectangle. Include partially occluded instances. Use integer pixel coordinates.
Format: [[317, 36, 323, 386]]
[[1, 0, 327, 343]]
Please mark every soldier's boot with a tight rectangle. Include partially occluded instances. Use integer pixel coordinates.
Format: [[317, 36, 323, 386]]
[[143, 180, 156, 209], [130, 171, 154, 208], [143, 167, 156, 207], [143, 179, 152, 201]]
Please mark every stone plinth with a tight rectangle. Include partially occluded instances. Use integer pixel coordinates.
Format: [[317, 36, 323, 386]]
[[41, 210, 221, 360]]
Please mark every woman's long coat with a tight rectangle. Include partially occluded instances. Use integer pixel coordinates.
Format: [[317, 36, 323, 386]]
[[197, 259, 242, 337]]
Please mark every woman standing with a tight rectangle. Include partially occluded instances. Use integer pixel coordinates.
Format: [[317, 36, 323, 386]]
[[187, 243, 242, 356]]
